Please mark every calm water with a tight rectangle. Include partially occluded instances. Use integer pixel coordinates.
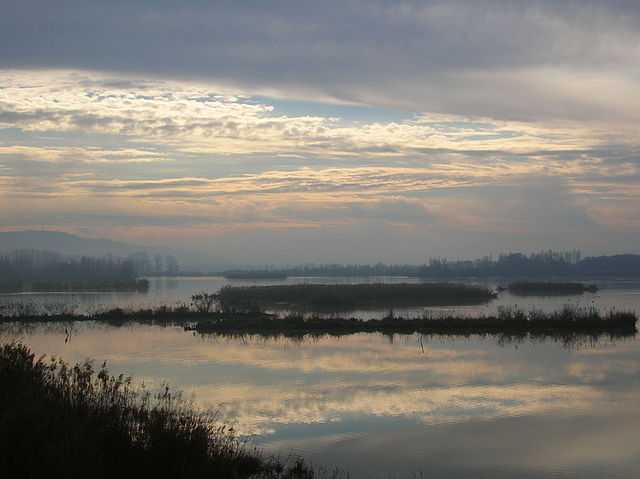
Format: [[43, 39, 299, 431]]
[[2, 277, 640, 477], [1, 322, 639, 478]]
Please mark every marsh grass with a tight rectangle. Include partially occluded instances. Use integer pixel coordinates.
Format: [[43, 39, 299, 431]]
[[1, 299, 636, 345], [216, 283, 497, 312], [191, 306, 637, 343], [507, 281, 598, 296], [0, 342, 340, 479]]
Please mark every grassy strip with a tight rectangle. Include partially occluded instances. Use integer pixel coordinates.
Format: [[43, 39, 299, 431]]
[[507, 281, 598, 296], [0, 342, 341, 479], [1, 303, 637, 340], [216, 283, 497, 312], [190, 307, 637, 341], [223, 270, 288, 280], [0, 303, 268, 324]]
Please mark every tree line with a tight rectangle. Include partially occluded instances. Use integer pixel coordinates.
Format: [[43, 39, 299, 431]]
[[222, 250, 640, 278], [0, 249, 179, 292]]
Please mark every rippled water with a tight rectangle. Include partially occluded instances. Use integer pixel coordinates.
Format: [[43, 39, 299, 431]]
[[2, 320, 639, 478], [2, 277, 640, 477]]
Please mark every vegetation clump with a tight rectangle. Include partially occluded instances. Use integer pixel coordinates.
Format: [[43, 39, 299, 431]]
[[0, 342, 336, 479], [190, 307, 637, 343], [507, 281, 598, 296], [215, 283, 497, 312], [223, 270, 288, 280]]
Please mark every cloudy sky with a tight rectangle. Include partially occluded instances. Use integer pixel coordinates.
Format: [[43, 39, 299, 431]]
[[1, 1, 639, 265]]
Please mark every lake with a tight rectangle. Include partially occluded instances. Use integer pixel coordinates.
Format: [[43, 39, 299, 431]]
[[2, 277, 640, 477]]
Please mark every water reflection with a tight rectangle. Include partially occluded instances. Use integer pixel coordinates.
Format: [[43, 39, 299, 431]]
[[2, 321, 639, 477]]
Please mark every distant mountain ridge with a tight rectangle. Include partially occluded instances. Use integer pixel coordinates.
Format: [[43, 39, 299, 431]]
[[0, 231, 144, 258]]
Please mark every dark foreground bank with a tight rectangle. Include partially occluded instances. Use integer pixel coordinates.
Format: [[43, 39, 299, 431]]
[[0, 343, 341, 479]]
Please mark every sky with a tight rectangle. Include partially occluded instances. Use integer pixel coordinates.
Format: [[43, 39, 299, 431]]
[[1, 1, 639, 266]]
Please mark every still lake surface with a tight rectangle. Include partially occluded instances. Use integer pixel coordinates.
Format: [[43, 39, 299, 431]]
[[2, 276, 640, 477]]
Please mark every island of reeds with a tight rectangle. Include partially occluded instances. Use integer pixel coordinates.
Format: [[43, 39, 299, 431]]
[[188, 307, 637, 341], [223, 270, 289, 280], [0, 342, 339, 479], [215, 282, 497, 312], [507, 281, 598, 296]]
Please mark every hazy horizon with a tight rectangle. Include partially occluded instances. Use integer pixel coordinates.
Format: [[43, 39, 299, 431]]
[[2, 1, 640, 264]]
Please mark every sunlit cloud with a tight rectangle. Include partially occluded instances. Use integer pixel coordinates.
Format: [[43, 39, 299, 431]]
[[0, 70, 613, 159], [1, 67, 639, 261]]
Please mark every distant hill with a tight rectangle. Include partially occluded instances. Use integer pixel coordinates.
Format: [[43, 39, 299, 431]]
[[0, 231, 143, 258]]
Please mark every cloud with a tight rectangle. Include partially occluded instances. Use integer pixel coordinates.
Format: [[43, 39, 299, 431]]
[[0, 145, 168, 165], [1, 17, 639, 263], [2, 70, 615, 160], [2, 1, 640, 123]]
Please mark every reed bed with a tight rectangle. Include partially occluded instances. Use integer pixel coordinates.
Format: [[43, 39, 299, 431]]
[[190, 307, 637, 341], [0, 342, 342, 479], [507, 281, 598, 296], [216, 283, 497, 312]]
